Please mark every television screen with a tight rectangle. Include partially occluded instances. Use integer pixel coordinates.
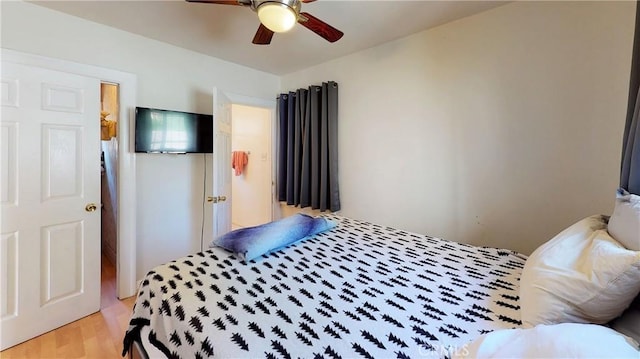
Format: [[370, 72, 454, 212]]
[[134, 107, 213, 153]]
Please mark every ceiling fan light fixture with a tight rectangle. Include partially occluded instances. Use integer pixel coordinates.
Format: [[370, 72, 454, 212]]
[[257, 2, 297, 33]]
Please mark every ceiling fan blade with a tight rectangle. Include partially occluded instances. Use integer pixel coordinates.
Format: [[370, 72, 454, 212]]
[[252, 24, 274, 45], [185, 0, 242, 5], [298, 12, 343, 43]]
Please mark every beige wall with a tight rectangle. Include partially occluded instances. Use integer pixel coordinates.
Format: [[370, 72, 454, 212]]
[[281, 1, 635, 255], [4, 0, 634, 263], [231, 105, 272, 228]]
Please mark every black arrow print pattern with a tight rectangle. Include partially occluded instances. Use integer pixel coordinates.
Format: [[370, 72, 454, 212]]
[[124, 214, 525, 358]]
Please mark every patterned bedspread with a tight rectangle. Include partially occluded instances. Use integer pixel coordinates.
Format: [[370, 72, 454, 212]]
[[123, 215, 526, 358]]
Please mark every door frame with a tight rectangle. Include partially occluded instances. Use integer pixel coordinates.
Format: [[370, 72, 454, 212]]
[[2, 49, 138, 299], [223, 91, 277, 221]]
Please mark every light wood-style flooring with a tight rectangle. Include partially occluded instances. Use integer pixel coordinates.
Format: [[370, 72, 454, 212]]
[[1, 254, 136, 359]]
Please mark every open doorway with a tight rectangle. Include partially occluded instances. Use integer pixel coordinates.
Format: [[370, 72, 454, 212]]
[[100, 82, 119, 308], [230, 104, 273, 230]]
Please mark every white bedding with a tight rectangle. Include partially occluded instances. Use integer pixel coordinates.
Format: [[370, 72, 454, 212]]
[[124, 214, 526, 358]]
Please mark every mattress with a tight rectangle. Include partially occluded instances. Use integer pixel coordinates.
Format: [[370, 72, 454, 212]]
[[124, 214, 526, 358]]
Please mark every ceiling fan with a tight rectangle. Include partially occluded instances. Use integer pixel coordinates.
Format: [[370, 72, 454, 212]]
[[186, 0, 344, 45]]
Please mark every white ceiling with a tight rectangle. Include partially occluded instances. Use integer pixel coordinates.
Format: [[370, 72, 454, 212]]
[[30, 0, 508, 75]]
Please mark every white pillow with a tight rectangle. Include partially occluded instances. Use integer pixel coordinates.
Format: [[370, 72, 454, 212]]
[[520, 215, 640, 327], [608, 188, 640, 251], [454, 323, 639, 359]]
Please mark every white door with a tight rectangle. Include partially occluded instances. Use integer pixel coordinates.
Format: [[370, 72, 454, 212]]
[[207, 88, 233, 247], [1, 62, 101, 350]]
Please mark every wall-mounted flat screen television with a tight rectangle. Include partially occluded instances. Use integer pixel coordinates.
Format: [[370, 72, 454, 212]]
[[134, 107, 213, 153]]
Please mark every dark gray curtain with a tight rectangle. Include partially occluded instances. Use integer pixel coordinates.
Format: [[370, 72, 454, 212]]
[[622, 1, 640, 194], [276, 81, 340, 212]]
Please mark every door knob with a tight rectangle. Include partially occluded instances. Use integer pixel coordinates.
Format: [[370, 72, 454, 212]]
[[206, 196, 226, 203], [85, 203, 98, 212]]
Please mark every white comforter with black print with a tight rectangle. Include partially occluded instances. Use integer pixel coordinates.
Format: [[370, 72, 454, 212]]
[[123, 215, 526, 359]]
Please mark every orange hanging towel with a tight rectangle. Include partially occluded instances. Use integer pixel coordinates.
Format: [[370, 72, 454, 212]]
[[231, 151, 248, 176]]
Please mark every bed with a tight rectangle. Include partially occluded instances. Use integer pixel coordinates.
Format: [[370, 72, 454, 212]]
[[123, 214, 528, 358], [123, 210, 640, 358]]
